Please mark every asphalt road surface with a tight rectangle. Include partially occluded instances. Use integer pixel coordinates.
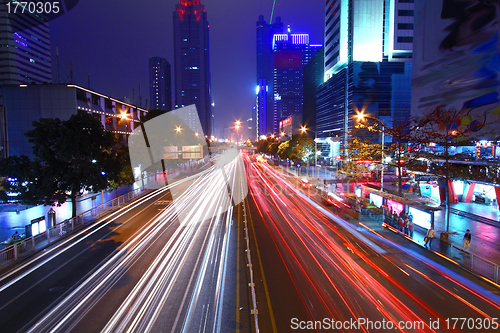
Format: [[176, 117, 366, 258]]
[[0, 152, 248, 333], [244, 154, 500, 333]]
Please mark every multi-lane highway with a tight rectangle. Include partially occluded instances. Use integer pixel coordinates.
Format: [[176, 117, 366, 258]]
[[0, 151, 248, 333], [1, 151, 500, 333], [244, 154, 500, 332]]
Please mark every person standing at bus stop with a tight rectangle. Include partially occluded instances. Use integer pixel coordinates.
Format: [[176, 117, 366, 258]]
[[462, 229, 472, 251]]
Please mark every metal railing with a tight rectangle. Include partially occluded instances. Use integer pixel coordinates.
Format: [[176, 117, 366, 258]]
[[450, 244, 500, 284], [0, 182, 160, 268]]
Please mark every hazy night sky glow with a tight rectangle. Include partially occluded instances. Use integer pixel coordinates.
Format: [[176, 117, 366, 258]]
[[49, 0, 324, 133]]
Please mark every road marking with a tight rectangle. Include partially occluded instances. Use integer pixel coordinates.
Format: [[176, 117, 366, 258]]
[[236, 202, 241, 333], [247, 197, 277, 333]]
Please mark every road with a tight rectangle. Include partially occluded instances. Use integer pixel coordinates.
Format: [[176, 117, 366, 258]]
[[244, 155, 500, 332], [0, 151, 249, 333]]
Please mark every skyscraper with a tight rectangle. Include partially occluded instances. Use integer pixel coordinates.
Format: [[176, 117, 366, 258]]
[[173, 0, 212, 136], [0, 9, 52, 84], [303, 46, 324, 134], [149, 57, 172, 111], [318, 0, 414, 142], [272, 31, 316, 133], [256, 15, 283, 136]]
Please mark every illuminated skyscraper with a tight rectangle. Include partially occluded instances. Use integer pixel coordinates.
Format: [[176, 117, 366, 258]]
[[173, 0, 212, 136], [324, 0, 414, 80], [272, 30, 319, 133], [0, 9, 52, 84], [318, 0, 414, 142], [149, 57, 172, 111], [256, 15, 283, 135]]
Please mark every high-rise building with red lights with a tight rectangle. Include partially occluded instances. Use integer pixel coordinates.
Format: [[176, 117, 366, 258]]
[[173, 0, 212, 136], [256, 15, 283, 136], [272, 30, 320, 133]]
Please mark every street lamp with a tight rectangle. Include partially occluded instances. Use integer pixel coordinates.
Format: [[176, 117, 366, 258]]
[[176, 126, 182, 133], [300, 126, 317, 178], [355, 112, 385, 192], [235, 120, 241, 144]]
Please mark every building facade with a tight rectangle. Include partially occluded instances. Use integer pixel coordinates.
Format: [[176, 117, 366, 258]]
[[0, 84, 147, 158], [272, 32, 317, 134], [256, 15, 283, 136], [149, 57, 172, 111], [0, 9, 52, 84], [303, 46, 324, 135], [318, 0, 414, 144], [173, 0, 212, 136]]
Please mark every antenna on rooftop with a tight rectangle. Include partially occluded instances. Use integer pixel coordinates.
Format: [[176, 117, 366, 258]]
[[270, 0, 276, 23], [56, 46, 60, 84], [138, 83, 142, 107], [64, 63, 75, 84]]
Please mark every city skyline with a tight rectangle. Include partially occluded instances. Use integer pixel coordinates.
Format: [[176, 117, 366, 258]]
[[49, 0, 324, 135]]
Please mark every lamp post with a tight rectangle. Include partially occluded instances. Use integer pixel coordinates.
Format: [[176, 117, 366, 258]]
[[300, 126, 317, 178], [356, 113, 385, 192]]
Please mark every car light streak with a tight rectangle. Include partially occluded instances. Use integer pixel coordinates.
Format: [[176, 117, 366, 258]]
[[243, 158, 500, 332], [22, 155, 245, 333], [0, 186, 173, 294]]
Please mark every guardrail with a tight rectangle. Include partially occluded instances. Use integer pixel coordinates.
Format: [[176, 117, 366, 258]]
[[242, 185, 259, 333], [450, 244, 500, 284], [0, 182, 160, 268]]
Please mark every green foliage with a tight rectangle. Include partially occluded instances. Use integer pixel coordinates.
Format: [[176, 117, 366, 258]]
[[291, 138, 315, 163], [277, 141, 291, 159], [267, 141, 280, 156], [0, 155, 46, 205], [0, 112, 126, 217], [341, 137, 379, 183], [354, 112, 426, 195]]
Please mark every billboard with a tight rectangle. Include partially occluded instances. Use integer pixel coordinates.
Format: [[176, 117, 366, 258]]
[[412, 1, 500, 138]]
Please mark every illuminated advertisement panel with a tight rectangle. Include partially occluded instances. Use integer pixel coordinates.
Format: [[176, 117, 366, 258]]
[[387, 198, 404, 215], [369, 193, 383, 208], [408, 207, 432, 230]]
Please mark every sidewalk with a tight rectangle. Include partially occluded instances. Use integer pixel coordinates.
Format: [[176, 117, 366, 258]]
[[0, 185, 134, 246]]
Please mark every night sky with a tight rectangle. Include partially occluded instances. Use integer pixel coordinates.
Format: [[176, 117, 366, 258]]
[[49, 0, 324, 134]]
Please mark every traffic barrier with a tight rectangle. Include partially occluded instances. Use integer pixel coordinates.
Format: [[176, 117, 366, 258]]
[[0, 183, 159, 268], [450, 244, 500, 284]]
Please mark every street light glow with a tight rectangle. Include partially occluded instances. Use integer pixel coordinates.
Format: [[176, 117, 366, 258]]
[[176, 126, 182, 133], [356, 112, 365, 121], [300, 126, 307, 133], [195, 132, 199, 137]]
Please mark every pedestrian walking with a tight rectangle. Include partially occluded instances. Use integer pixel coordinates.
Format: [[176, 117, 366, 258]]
[[424, 226, 436, 247], [408, 219, 414, 238], [462, 229, 472, 251]]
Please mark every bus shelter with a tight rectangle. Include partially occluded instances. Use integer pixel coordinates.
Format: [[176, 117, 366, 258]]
[[360, 185, 440, 232]]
